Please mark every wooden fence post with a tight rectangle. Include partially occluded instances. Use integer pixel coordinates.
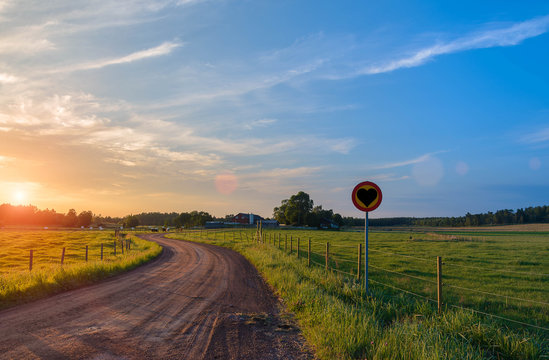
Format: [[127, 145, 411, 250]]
[[290, 236, 293, 254], [437, 256, 443, 313], [101, 243, 104, 260], [29, 249, 33, 271], [284, 236, 287, 252], [308, 238, 311, 267], [325, 242, 329, 271], [357, 243, 362, 280], [121, 239, 124, 255], [85, 245, 88, 262], [61, 247, 65, 265]]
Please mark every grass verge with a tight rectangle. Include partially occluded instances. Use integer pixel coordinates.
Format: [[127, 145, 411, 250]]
[[0, 234, 162, 310], [168, 232, 548, 360]]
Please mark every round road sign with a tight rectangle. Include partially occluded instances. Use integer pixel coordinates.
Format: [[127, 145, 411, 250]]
[[352, 181, 382, 212]]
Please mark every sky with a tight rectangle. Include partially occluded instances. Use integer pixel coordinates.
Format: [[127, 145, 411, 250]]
[[1, 1, 549, 219]]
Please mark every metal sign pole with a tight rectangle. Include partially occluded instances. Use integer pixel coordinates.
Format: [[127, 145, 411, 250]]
[[365, 211, 369, 295], [352, 180, 381, 297]]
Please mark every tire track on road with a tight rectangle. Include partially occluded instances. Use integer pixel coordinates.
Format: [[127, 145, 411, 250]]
[[0, 234, 312, 359]]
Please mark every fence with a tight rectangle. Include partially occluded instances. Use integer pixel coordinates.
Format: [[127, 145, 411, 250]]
[[178, 228, 549, 333], [23, 237, 133, 271]]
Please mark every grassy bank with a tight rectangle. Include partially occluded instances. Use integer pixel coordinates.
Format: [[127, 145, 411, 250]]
[[168, 230, 548, 359], [0, 230, 162, 309]]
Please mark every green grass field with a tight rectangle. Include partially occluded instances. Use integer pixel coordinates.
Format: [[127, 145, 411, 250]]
[[168, 227, 549, 359], [0, 229, 162, 309]]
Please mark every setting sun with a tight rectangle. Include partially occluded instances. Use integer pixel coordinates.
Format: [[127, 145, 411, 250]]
[[13, 190, 26, 204]]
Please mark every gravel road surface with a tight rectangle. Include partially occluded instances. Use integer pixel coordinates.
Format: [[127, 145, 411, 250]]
[[0, 234, 313, 359]]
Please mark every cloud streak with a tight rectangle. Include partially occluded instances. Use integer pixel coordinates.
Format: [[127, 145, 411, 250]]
[[244, 118, 277, 130], [56, 41, 182, 73], [0, 73, 18, 84], [521, 127, 549, 144], [359, 15, 549, 75], [372, 151, 448, 170]]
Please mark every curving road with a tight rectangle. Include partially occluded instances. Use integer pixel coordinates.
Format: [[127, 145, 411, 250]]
[[0, 234, 312, 359]]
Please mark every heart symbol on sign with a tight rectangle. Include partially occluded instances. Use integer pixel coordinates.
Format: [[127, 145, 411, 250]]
[[357, 188, 377, 208]]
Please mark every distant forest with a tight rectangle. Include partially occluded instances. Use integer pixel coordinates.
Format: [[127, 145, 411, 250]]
[[1, 203, 548, 228], [0, 204, 216, 228], [0, 204, 96, 227], [343, 205, 549, 227]]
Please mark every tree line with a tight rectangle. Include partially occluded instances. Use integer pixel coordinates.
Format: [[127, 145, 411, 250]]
[[0, 204, 217, 229], [4, 201, 547, 229], [128, 211, 215, 228], [0, 204, 94, 227], [342, 205, 549, 227]]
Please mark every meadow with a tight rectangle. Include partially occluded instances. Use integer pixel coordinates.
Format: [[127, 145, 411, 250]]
[[168, 227, 549, 359], [0, 229, 162, 309]]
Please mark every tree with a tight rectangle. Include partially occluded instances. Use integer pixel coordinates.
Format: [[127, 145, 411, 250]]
[[273, 200, 289, 224], [174, 211, 214, 228], [77, 210, 93, 227], [273, 191, 314, 226], [124, 215, 140, 228], [64, 209, 78, 227], [332, 213, 343, 227], [286, 191, 313, 225]]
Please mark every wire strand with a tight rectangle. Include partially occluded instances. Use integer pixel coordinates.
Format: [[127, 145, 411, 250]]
[[327, 243, 359, 249], [445, 283, 549, 306], [448, 304, 549, 332], [369, 264, 438, 284], [369, 248, 432, 262], [331, 267, 355, 277], [369, 279, 437, 303], [328, 257, 358, 265], [443, 261, 549, 277], [311, 259, 325, 267]]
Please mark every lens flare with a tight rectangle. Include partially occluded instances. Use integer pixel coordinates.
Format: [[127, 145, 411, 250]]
[[455, 161, 469, 176], [215, 173, 238, 195], [529, 157, 541, 170]]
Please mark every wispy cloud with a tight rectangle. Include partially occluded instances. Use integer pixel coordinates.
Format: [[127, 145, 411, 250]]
[[328, 138, 356, 154], [360, 15, 549, 75], [0, 73, 18, 83], [372, 151, 448, 170], [238, 166, 325, 194], [0, 26, 56, 55], [55, 41, 182, 73], [369, 173, 410, 182], [244, 118, 277, 130], [151, 58, 326, 109], [0, 155, 15, 166], [149, 147, 221, 166], [521, 127, 549, 144], [244, 166, 324, 179]]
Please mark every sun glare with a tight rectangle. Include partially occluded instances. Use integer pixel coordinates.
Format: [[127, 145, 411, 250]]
[[13, 190, 26, 204]]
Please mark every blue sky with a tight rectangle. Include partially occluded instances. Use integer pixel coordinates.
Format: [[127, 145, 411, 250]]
[[1, 1, 549, 218]]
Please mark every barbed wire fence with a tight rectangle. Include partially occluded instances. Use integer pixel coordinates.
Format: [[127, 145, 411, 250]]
[[182, 227, 549, 333]]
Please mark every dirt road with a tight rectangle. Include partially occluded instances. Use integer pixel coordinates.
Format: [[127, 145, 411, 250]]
[[0, 234, 313, 359]]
